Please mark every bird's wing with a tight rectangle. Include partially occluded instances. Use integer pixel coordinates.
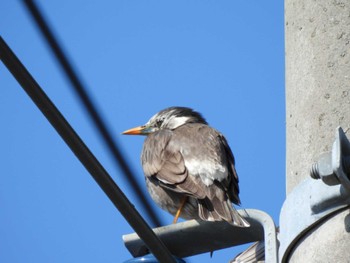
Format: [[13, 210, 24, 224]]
[[175, 125, 232, 184], [142, 130, 188, 185], [141, 128, 208, 199], [170, 124, 241, 205], [218, 133, 241, 205]]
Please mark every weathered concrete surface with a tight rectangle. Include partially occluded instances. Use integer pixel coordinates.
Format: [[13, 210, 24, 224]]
[[286, 0, 350, 194]]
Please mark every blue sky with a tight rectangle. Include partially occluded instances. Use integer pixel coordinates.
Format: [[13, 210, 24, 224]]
[[0, 1, 284, 262]]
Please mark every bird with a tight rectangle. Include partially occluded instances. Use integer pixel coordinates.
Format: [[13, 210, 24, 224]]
[[122, 106, 249, 227]]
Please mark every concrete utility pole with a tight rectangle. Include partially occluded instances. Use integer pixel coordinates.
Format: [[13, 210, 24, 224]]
[[285, 1, 350, 262]]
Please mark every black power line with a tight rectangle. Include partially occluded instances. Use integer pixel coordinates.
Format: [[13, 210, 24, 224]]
[[0, 36, 176, 263], [22, 0, 163, 227]]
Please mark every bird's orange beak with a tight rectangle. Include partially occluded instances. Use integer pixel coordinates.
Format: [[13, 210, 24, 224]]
[[122, 126, 145, 135]]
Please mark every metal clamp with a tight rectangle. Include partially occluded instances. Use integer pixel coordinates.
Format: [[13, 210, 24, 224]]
[[279, 127, 350, 262], [123, 209, 278, 263]]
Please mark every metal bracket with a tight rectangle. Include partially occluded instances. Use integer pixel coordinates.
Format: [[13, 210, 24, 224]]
[[123, 209, 278, 262], [279, 127, 350, 262]]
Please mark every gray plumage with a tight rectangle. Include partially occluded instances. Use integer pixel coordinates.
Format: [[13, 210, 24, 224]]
[[231, 241, 265, 263], [123, 107, 249, 227]]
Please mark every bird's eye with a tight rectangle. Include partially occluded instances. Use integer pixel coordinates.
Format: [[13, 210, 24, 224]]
[[156, 119, 163, 128]]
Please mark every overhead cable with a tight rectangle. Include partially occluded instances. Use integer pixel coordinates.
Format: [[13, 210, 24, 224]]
[[0, 36, 175, 263], [22, 0, 162, 227]]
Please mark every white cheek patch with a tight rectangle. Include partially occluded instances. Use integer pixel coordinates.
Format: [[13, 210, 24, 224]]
[[184, 159, 227, 186], [166, 116, 190, 129]]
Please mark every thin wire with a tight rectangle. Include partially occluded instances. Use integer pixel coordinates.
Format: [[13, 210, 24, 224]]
[[0, 36, 176, 263], [22, 0, 163, 227]]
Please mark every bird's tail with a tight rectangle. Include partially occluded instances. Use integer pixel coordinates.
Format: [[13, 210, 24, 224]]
[[229, 202, 250, 227], [198, 197, 250, 227]]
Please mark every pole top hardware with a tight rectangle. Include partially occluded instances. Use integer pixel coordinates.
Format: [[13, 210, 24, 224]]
[[123, 209, 278, 263], [280, 127, 350, 262]]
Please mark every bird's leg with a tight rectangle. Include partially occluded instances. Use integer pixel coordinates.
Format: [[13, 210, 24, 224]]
[[173, 196, 188, 224]]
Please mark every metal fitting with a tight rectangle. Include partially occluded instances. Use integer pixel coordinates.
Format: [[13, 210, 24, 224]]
[[310, 152, 339, 184], [310, 127, 350, 191]]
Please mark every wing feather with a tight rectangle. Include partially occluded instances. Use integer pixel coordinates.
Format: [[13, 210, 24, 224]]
[[142, 130, 187, 184]]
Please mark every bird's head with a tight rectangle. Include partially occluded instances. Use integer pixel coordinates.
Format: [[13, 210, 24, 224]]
[[122, 106, 207, 136]]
